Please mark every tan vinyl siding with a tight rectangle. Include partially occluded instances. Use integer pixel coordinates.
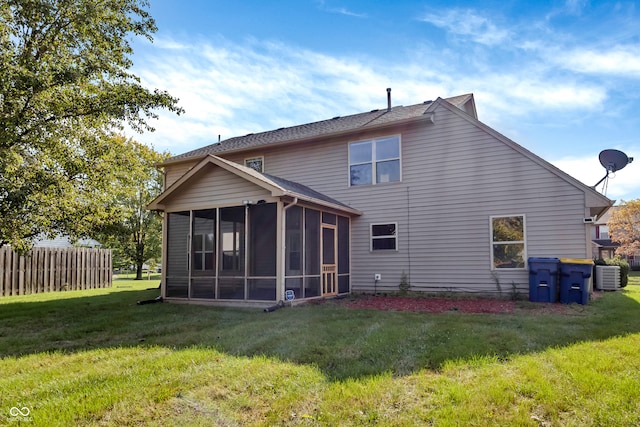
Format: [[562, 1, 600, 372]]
[[162, 164, 273, 212], [173, 104, 600, 296], [165, 161, 198, 189]]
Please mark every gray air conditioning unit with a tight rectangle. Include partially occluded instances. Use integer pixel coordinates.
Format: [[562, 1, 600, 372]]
[[595, 265, 621, 290]]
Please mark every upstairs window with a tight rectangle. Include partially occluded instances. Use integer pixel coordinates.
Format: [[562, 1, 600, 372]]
[[598, 225, 610, 239], [491, 215, 526, 269], [349, 136, 400, 186], [245, 156, 264, 172]]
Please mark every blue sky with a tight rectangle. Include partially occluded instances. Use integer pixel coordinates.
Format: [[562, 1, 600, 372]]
[[129, 0, 639, 202]]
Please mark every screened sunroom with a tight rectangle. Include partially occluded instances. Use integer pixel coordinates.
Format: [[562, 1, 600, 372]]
[[148, 155, 360, 305]]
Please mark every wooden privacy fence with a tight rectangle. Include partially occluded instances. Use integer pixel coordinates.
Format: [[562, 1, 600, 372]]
[[0, 246, 112, 297]]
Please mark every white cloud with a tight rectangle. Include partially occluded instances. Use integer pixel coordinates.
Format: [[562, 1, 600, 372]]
[[558, 46, 640, 77], [315, 0, 367, 18], [129, 32, 615, 154], [420, 8, 511, 46]]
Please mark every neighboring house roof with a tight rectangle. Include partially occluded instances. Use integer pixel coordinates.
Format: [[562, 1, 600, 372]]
[[32, 235, 101, 248], [148, 155, 362, 215], [592, 239, 620, 248], [164, 94, 476, 164]]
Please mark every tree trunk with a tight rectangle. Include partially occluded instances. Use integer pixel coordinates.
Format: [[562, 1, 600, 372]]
[[135, 260, 144, 280], [134, 240, 145, 280]]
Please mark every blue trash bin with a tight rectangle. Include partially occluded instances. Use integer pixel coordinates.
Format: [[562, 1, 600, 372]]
[[559, 258, 594, 305], [528, 257, 560, 302]]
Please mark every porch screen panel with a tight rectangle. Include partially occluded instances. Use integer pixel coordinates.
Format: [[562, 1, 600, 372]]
[[305, 209, 320, 275], [285, 206, 303, 276], [219, 207, 245, 276], [192, 209, 216, 275], [249, 203, 277, 276], [219, 207, 245, 299], [338, 216, 350, 294], [166, 211, 190, 298], [248, 279, 276, 301], [285, 277, 303, 300], [304, 277, 320, 298], [191, 209, 216, 299], [304, 208, 320, 298], [219, 277, 244, 299]]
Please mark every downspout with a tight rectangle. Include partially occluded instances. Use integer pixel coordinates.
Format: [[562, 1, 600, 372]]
[[281, 197, 299, 302]]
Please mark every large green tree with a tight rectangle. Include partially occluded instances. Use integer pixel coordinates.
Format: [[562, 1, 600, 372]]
[[0, 0, 182, 251], [97, 139, 166, 280]]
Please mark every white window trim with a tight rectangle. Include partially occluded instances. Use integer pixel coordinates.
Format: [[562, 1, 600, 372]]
[[348, 135, 401, 187], [370, 222, 398, 252], [244, 156, 264, 172], [490, 214, 527, 270]]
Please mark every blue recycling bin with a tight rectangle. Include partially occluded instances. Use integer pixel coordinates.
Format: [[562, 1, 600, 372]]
[[528, 257, 559, 302], [559, 258, 594, 305]]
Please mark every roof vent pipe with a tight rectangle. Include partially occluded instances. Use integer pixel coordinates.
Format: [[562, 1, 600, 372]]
[[386, 88, 391, 112]]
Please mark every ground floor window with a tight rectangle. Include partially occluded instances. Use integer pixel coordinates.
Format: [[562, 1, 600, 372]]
[[491, 215, 526, 269], [371, 223, 397, 251]]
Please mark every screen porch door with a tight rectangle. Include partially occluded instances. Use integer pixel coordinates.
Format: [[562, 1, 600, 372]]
[[322, 224, 337, 296]]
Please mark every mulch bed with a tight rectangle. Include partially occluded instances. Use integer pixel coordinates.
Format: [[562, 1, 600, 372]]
[[331, 294, 586, 315]]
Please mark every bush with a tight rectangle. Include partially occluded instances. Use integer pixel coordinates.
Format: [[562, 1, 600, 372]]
[[595, 258, 630, 287], [399, 271, 410, 294]]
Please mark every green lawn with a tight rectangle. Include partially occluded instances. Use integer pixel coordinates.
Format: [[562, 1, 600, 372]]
[[1, 273, 639, 426]]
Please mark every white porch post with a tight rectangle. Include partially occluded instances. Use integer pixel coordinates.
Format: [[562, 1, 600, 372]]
[[277, 200, 285, 301]]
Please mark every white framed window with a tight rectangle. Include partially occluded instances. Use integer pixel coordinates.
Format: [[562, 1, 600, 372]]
[[371, 223, 397, 251], [349, 136, 400, 186], [490, 215, 526, 269], [245, 156, 264, 172]]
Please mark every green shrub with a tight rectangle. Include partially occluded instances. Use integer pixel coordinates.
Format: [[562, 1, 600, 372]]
[[596, 258, 630, 287], [399, 271, 410, 294]]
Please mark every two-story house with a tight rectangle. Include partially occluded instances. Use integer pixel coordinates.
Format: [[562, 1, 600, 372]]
[[148, 93, 613, 306]]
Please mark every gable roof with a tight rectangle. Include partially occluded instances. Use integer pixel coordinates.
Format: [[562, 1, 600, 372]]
[[158, 92, 611, 215], [164, 94, 476, 164], [147, 155, 362, 215]]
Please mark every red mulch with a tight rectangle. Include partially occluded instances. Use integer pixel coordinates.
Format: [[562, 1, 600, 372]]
[[333, 294, 581, 315]]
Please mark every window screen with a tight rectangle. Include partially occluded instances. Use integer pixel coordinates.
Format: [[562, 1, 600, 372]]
[[305, 209, 320, 275], [286, 206, 303, 276], [219, 207, 245, 275], [192, 209, 216, 275], [338, 216, 350, 274], [249, 203, 277, 276], [166, 211, 190, 298]]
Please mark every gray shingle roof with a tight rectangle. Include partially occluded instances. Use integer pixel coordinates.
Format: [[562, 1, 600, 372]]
[[167, 94, 473, 163], [262, 173, 354, 210]]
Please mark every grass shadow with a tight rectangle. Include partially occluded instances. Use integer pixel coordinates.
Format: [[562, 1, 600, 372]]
[[1, 280, 640, 381]]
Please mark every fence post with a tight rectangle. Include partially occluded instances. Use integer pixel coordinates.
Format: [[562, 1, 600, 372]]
[[0, 247, 5, 296]]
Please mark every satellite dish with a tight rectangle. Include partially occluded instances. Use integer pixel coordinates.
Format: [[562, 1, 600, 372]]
[[599, 149, 633, 173], [593, 149, 634, 193]]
